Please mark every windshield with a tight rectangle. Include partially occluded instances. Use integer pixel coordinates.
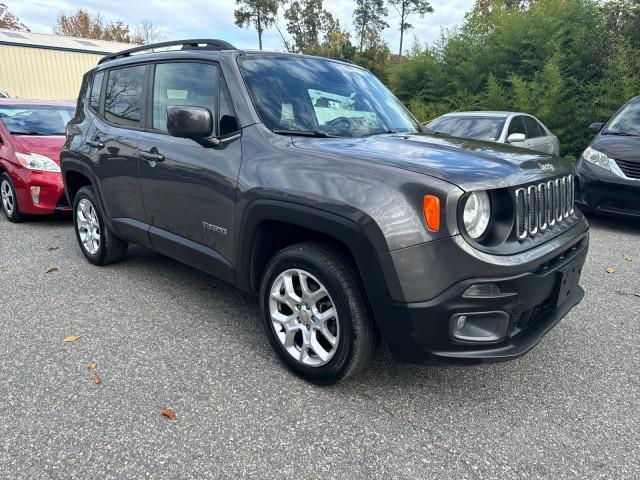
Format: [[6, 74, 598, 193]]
[[428, 116, 506, 142], [605, 100, 640, 136], [238, 56, 421, 137], [0, 105, 74, 135]]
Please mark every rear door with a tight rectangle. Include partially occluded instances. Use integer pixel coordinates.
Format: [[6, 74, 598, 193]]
[[85, 64, 148, 224], [137, 60, 242, 267]]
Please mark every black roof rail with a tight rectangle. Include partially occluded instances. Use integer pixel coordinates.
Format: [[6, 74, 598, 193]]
[[98, 39, 237, 64]]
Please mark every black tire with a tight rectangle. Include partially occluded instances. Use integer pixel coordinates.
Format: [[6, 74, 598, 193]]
[[0, 173, 23, 223], [73, 186, 128, 265], [259, 242, 378, 384]]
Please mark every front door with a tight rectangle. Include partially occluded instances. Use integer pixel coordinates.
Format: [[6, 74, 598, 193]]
[[137, 61, 242, 265]]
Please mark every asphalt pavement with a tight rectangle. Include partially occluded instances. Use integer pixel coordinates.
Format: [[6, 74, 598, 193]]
[[0, 212, 638, 479]]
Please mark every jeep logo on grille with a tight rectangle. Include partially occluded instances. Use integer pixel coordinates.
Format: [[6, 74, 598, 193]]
[[538, 162, 555, 173]]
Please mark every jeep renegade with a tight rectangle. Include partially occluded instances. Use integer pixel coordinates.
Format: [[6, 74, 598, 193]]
[[61, 40, 589, 384]]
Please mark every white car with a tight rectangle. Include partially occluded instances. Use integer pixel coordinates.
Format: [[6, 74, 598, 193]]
[[427, 111, 560, 156]]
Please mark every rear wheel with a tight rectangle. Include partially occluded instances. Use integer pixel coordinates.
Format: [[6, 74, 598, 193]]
[[1, 173, 23, 223], [73, 186, 128, 265], [259, 242, 378, 384]]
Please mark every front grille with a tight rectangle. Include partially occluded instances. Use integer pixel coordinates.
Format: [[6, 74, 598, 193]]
[[614, 159, 640, 179], [515, 175, 574, 240]]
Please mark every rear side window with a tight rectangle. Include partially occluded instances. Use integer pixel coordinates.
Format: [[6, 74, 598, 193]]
[[104, 65, 145, 127], [508, 116, 527, 137], [523, 116, 545, 138], [152, 62, 218, 132], [90, 71, 104, 111]]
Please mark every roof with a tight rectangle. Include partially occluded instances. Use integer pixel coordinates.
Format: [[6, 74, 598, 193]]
[[0, 98, 75, 107], [440, 111, 515, 118], [0, 29, 134, 55]]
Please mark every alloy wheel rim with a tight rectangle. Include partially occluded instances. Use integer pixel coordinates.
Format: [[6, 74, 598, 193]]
[[269, 268, 340, 367], [1, 180, 14, 216], [76, 198, 100, 255]]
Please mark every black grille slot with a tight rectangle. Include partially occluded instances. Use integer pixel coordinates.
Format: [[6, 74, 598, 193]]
[[538, 183, 547, 230], [516, 189, 527, 239], [515, 175, 574, 240], [614, 159, 640, 179]]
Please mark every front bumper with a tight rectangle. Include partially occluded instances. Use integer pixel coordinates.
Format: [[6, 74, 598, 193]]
[[375, 224, 588, 364], [12, 168, 69, 215], [575, 159, 640, 217]]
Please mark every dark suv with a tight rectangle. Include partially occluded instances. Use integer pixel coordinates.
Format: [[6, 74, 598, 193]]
[[61, 40, 588, 384]]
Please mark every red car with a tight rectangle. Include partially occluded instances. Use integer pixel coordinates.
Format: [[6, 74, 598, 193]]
[[0, 99, 76, 222]]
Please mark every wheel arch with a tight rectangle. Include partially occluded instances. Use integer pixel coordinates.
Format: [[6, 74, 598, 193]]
[[64, 169, 92, 206], [236, 200, 404, 328]]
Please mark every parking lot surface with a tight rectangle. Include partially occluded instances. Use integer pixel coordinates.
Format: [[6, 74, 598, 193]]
[[0, 213, 638, 479]]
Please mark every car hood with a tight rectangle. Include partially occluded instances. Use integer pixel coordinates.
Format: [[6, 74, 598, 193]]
[[292, 133, 572, 190], [12, 135, 65, 164], [592, 134, 640, 163]]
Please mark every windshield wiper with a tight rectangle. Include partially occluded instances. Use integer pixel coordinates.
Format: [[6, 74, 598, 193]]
[[360, 129, 398, 137], [12, 131, 47, 136], [272, 129, 337, 138], [602, 130, 638, 137]]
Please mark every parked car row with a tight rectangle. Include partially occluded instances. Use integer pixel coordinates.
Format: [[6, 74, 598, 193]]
[[0, 39, 634, 383], [427, 103, 640, 218], [0, 99, 75, 221]]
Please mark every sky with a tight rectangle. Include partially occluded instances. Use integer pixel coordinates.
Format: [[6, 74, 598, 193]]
[[4, 0, 475, 52]]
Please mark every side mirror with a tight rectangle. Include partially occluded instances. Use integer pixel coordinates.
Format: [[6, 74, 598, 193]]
[[507, 133, 526, 143], [167, 106, 213, 139], [589, 122, 604, 134]]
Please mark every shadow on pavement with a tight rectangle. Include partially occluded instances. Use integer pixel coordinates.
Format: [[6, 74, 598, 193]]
[[584, 212, 640, 234]]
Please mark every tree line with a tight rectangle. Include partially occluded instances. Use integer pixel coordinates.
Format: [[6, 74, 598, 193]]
[[2, 1, 639, 160], [234, 0, 640, 160]]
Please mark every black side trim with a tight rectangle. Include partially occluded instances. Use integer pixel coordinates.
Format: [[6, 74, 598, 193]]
[[111, 218, 152, 248], [149, 226, 235, 283]]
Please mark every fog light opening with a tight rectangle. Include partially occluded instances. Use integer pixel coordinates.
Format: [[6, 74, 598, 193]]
[[451, 312, 510, 343], [30, 186, 41, 205]]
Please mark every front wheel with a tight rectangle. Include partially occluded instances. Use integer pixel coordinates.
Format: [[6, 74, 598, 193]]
[[259, 242, 378, 384], [1, 173, 23, 222], [73, 186, 128, 265]]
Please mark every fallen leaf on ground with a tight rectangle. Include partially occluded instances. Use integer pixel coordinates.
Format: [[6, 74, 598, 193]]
[[87, 362, 97, 370], [606, 267, 615, 274], [161, 408, 177, 421], [63, 335, 80, 343], [47, 246, 59, 251], [93, 375, 101, 385], [624, 255, 632, 262], [46, 267, 59, 273]]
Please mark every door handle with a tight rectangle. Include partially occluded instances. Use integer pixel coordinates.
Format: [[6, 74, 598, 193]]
[[139, 150, 165, 162], [86, 139, 104, 149]]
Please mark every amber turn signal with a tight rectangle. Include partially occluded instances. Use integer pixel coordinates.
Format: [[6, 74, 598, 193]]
[[423, 195, 441, 232]]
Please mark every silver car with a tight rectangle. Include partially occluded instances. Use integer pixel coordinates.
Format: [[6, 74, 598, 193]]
[[427, 111, 560, 155]]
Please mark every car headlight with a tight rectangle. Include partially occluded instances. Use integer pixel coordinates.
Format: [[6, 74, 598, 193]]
[[15, 152, 61, 173], [463, 191, 491, 239], [581, 146, 610, 170]]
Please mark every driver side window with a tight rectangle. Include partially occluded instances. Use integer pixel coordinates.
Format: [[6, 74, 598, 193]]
[[152, 62, 218, 132]]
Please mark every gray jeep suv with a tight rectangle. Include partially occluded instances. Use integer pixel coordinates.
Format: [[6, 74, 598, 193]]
[[61, 39, 588, 384]]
